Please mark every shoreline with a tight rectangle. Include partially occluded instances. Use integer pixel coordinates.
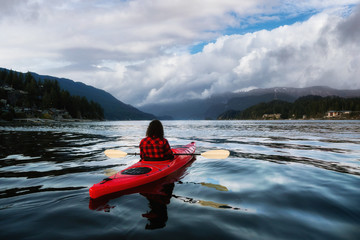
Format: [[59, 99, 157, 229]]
[[9, 118, 101, 123], [1, 118, 359, 124]]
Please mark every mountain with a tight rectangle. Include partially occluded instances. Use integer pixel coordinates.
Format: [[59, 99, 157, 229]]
[[29, 72, 156, 120], [139, 86, 360, 120], [0, 68, 155, 120]]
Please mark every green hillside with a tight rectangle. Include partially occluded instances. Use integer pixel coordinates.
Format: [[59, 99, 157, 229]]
[[218, 96, 360, 120]]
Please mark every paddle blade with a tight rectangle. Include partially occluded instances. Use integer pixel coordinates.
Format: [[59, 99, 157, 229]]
[[200, 150, 230, 159], [104, 149, 128, 158], [200, 182, 228, 191]]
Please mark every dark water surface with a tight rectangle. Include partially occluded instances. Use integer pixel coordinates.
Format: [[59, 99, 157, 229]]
[[1, 120, 359, 239]]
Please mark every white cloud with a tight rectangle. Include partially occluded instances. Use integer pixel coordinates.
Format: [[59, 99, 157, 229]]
[[125, 7, 360, 105], [0, 0, 359, 106]]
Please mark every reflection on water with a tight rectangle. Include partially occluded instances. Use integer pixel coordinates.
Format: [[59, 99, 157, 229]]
[[1, 120, 360, 239], [141, 183, 174, 230], [172, 195, 252, 212], [89, 182, 175, 230], [179, 181, 229, 191]]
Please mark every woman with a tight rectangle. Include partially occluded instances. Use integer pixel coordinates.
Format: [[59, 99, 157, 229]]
[[140, 120, 174, 161]]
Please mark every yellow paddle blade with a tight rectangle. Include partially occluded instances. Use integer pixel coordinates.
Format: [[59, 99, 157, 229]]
[[104, 149, 128, 158], [200, 150, 230, 159], [200, 182, 228, 191]]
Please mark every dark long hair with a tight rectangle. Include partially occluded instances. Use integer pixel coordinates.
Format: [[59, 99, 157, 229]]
[[146, 120, 164, 139]]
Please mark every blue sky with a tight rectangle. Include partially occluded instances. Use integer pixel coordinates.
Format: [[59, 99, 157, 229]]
[[0, 0, 360, 106], [190, 11, 318, 54]]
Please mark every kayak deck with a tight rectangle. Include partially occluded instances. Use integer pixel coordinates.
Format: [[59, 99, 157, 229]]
[[89, 142, 196, 199]]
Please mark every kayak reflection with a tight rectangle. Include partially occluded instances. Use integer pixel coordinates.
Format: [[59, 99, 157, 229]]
[[141, 183, 174, 229], [89, 157, 196, 230]]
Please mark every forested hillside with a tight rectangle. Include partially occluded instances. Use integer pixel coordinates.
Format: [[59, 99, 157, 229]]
[[0, 69, 104, 120], [218, 96, 360, 120]]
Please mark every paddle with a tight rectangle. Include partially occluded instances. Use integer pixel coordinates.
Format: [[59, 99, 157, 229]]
[[104, 149, 230, 159]]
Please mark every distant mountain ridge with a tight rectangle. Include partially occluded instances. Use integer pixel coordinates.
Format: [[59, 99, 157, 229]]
[[0, 67, 155, 120], [244, 86, 360, 98], [139, 86, 360, 120]]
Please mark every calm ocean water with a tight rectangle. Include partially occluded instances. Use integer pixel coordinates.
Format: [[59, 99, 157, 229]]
[[0, 120, 359, 240]]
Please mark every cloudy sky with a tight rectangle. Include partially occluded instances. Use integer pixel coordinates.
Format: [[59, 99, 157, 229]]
[[1, 0, 360, 106]]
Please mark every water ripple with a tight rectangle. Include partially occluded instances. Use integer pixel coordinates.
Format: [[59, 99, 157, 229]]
[[0, 186, 86, 199]]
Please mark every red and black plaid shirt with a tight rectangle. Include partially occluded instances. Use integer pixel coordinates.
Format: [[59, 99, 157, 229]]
[[139, 136, 174, 161]]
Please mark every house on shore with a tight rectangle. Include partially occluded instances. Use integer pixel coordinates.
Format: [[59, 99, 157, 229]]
[[326, 111, 352, 118]]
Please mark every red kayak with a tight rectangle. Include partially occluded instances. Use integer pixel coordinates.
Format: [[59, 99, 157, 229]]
[[89, 142, 196, 199]]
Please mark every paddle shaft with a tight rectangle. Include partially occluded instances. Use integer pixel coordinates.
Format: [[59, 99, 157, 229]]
[[104, 149, 229, 159], [125, 153, 200, 156]]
